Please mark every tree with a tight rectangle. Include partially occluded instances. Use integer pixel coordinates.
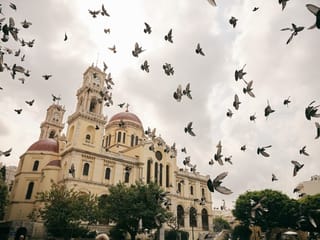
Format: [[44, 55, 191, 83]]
[[212, 217, 231, 232], [297, 194, 320, 234], [99, 181, 172, 240], [0, 178, 9, 220], [35, 182, 99, 240]]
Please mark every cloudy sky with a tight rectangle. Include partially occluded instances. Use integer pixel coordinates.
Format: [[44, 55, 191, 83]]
[[1, 0, 319, 209]]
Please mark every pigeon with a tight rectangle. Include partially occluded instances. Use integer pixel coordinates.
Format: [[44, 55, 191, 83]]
[[305, 101, 320, 120], [102, 62, 108, 72], [257, 145, 272, 157], [272, 174, 278, 181], [224, 156, 233, 165], [95, 125, 99, 130], [183, 156, 191, 167], [299, 146, 309, 156], [88, 9, 100, 18], [104, 28, 110, 34], [214, 141, 223, 165], [42, 74, 52, 80], [250, 114, 256, 122], [18, 78, 25, 84], [181, 147, 187, 154], [14, 108, 22, 114], [264, 100, 275, 118], [229, 16, 238, 28], [21, 54, 25, 61], [195, 43, 205, 56], [108, 45, 116, 53], [293, 183, 303, 193], [209, 159, 214, 165], [164, 29, 173, 43], [173, 85, 183, 102], [207, 172, 233, 195], [233, 94, 241, 110], [291, 160, 304, 176], [0, 148, 12, 157], [52, 94, 61, 102], [207, 0, 217, 6], [279, 0, 290, 11], [101, 4, 110, 16], [105, 73, 114, 86], [250, 196, 268, 219], [69, 163, 75, 178], [281, 23, 304, 44], [226, 109, 233, 118], [315, 122, 320, 139], [118, 103, 126, 108], [9, 2, 17, 10], [184, 122, 196, 136], [240, 145, 246, 151], [306, 4, 320, 29], [144, 22, 152, 34], [64, 32, 68, 41], [141, 60, 150, 72], [183, 83, 192, 99], [132, 42, 145, 57], [253, 7, 259, 12], [25, 99, 34, 106], [283, 96, 291, 106], [243, 80, 255, 98], [119, 120, 125, 128], [163, 63, 174, 76], [235, 64, 247, 81]]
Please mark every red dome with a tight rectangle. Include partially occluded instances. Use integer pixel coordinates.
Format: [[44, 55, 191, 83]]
[[28, 139, 59, 153], [109, 111, 143, 127]]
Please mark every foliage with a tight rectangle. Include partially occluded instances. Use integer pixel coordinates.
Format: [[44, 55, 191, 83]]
[[232, 225, 252, 240], [0, 177, 9, 220], [35, 182, 99, 240], [213, 217, 231, 232], [0, 166, 6, 180], [165, 229, 189, 240], [297, 194, 320, 232], [99, 181, 172, 240]]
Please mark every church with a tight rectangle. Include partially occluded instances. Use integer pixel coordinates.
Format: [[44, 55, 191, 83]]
[[5, 66, 213, 239]]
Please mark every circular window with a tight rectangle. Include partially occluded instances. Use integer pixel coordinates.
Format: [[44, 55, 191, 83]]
[[155, 151, 162, 160]]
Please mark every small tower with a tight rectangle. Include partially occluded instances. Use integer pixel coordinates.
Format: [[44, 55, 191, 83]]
[[39, 103, 65, 140]]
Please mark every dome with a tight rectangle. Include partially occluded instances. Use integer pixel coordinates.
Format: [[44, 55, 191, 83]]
[[46, 159, 61, 167], [109, 111, 143, 127], [27, 139, 59, 153]]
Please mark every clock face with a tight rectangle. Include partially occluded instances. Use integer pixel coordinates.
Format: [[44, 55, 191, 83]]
[[155, 151, 162, 161], [92, 73, 100, 85]]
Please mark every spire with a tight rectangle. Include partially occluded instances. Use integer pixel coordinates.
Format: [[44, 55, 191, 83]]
[[125, 103, 130, 112]]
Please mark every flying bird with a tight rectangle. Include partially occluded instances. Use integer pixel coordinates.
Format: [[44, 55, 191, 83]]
[[95, 125, 99, 130], [25, 99, 34, 106], [235, 64, 247, 81], [281, 23, 304, 44], [64, 32, 68, 41], [306, 4, 320, 29], [272, 174, 278, 181], [132, 42, 145, 57], [103, 62, 108, 72], [104, 28, 110, 34], [299, 146, 309, 156], [9, 2, 17, 10], [14, 108, 22, 114], [233, 94, 241, 110], [291, 160, 304, 176], [209, 159, 214, 165], [21, 19, 32, 28], [118, 103, 126, 108], [42, 74, 52, 80], [226, 109, 233, 118], [229, 16, 238, 28], [184, 122, 196, 136], [279, 0, 290, 11], [144, 22, 152, 34], [257, 145, 272, 157], [101, 4, 110, 16], [182, 83, 192, 99], [253, 7, 259, 12], [250, 114, 256, 122], [283, 96, 291, 106], [108, 45, 116, 53], [88, 9, 100, 18], [264, 100, 275, 118], [52, 94, 61, 102], [195, 43, 205, 56], [141, 60, 150, 72], [224, 156, 233, 165], [181, 147, 187, 154], [164, 29, 173, 43], [315, 122, 320, 139], [173, 85, 183, 102], [207, 0, 217, 6], [207, 172, 233, 195], [69, 163, 75, 178], [305, 101, 320, 120], [243, 80, 255, 98], [240, 145, 246, 151], [214, 141, 223, 165], [250, 196, 268, 219], [0, 148, 12, 157], [163, 63, 174, 76]]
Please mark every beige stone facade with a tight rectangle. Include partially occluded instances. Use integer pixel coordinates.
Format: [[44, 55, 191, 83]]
[[5, 66, 213, 239]]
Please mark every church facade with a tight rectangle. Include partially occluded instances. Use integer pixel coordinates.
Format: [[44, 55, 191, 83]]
[[5, 66, 213, 239]]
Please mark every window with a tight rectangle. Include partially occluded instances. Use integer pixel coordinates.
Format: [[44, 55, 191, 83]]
[[122, 132, 126, 143], [124, 171, 130, 183], [49, 130, 55, 138], [147, 160, 151, 183], [25, 182, 34, 199], [85, 134, 91, 143], [159, 164, 163, 186], [89, 98, 97, 113], [202, 188, 205, 198], [108, 134, 111, 146], [105, 136, 109, 147], [83, 163, 90, 176], [32, 160, 39, 171], [177, 205, 184, 227], [131, 134, 134, 147], [190, 186, 194, 195], [135, 136, 139, 145], [189, 207, 197, 227], [166, 165, 170, 187], [117, 132, 121, 143], [154, 162, 158, 183], [201, 209, 209, 230], [178, 183, 181, 194], [105, 167, 111, 180]]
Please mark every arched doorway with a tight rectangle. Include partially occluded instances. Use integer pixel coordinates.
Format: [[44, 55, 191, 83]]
[[15, 227, 27, 240]]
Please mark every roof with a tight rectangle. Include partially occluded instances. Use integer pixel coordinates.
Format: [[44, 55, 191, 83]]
[[109, 111, 143, 127], [46, 159, 61, 167], [27, 138, 59, 153]]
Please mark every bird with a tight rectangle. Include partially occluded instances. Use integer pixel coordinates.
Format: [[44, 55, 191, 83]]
[[132, 42, 145, 57], [69, 163, 75, 178], [257, 145, 272, 157], [195, 43, 205, 56], [233, 94, 241, 110], [281, 23, 304, 44], [306, 4, 320, 29], [64, 32, 68, 41], [141, 60, 150, 72], [229, 16, 238, 28], [207, 0, 217, 6], [173, 85, 183, 102], [283, 96, 291, 106], [9, 2, 17, 10], [144, 22, 152, 34], [299, 146, 309, 156], [21, 19, 32, 29], [119, 119, 125, 128], [181, 147, 187, 154], [184, 122, 196, 136], [118, 103, 126, 108], [88, 9, 100, 18], [95, 125, 99, 130], [18, 78, 25, 84], [164, 29, 173, 43], [224, 156, 233, 165], [250, 196, 268, 219], [243, 80, 255, 98], [240, 145, 246, 151], [249, 114, 256, 122], [253, 7, 259, 12], [235, 64, 247, 81], [0, 148, 12, 157], [279, 0, 290, 11], [264, 100, 275, 118], [272, 174, 278, 181], [14, 109, 22, 114], [291, 160, 304, 176], [214, 140, 223, 166], [293, 183, 303, 193], [315, 122, 320, 139], [104, 28, 110, 34], [207, 172, 233, 195], [183, 156, 191, 167], [25, 99, 34, 106], [182, 83, 192, 99], [42, 74, 52, 80], [52, 94, 61, 102], [101, 4, 110, 16], [108, 45, 116, 53], [163, 63, 174, 76], [209, 159, 214, 165], [226, 109, 233, 118], [305, 101, 320, 120]]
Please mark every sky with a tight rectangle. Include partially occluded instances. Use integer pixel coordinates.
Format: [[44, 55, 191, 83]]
[[0, 0, 320, 209]]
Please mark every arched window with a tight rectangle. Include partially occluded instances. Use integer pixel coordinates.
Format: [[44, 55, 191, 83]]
[[49, 130, 55, 138], [201, 209, 209, 230], [202, 188, 205, 198], [154, 162, 158, 183], [105, 168, 111, 180], [135, 136, 139, 145], [32, 160, 39, 171], [105, 136, 109, 147], [159, 164, 163, 186], [108, 134, 111, 146], [166, 165, 170, 187], [25, 182, 34, 199], [177, 205, 185, 227], [147, 160, 152, 183], [189, 207, 197, 227], [83, 163, 90, 176], [117, 132, 121, 143], [122, 132, 126, 143], [89, 98, 98, 113], [178, 182, 182, 194], [85, 134, 91, 143], [190, 186, 194, 195], [124, 171, 130, 183], [130, 134, 134, 147]]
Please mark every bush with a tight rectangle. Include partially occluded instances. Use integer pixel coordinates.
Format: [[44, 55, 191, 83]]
[[165, 230, 189, 240]]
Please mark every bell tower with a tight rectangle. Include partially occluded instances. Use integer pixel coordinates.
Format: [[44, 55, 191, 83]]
[[40, 103, 65, 140], [66, 66, 108, 151]]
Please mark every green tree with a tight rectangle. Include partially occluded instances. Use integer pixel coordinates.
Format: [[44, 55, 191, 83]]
[[99, 181, 172, 240], [35, 182, 99, 240], [297, 194, 320, 234], [212, 217, 231, 232], [0, 178, 9, 220]]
